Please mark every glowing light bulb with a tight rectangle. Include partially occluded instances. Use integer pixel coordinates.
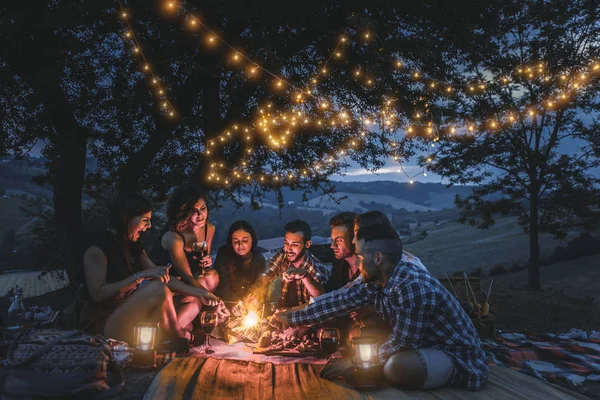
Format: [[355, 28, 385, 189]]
[[358, 344, 371, 362]]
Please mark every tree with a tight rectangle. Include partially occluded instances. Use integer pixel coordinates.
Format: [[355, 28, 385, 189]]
[[0, 229, 16, 263], [402, 0, 600, 289], [1, 0, 505, 284]]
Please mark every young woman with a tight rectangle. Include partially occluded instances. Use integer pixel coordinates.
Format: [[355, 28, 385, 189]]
[[79, 193, 217, 345], [153, 184, 219, 293], [213, 221, 266, 302]]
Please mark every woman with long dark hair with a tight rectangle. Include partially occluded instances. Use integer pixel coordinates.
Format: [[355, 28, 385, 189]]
[[213, 221, 266, 302], [79, 193, 216, 345], [153, 184, 219, 290]]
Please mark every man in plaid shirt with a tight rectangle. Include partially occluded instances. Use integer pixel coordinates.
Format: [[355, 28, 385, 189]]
[[252, 220, 329, 307], [275, 224, 488, 391]]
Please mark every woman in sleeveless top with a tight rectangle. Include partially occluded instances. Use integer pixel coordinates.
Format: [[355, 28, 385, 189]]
[[214, 221, 266, 302], [151, 184, 225, 330], [79, 193, 219, 345]]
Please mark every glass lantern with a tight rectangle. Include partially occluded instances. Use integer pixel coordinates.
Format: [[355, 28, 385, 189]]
[[351, 336, 379, 367], [132, 322, 158, 368], [349, 336, 381, 390]]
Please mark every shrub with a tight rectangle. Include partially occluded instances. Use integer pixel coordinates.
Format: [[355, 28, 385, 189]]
[[508, 263, 523, 273], [548, 233, 600, 264], [469, 267, 484, 278], [452, 270, 465, 278], [489, 264, 507, 276]]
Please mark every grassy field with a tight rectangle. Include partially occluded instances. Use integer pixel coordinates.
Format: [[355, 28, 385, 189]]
[[0, 270, 69, 299], [404, 216, 579, 275]]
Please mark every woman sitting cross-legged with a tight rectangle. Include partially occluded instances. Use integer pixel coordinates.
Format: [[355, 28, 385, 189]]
[[79, 193, 219, 346], [214, 220, 266, 302], [151, 184, 230, 331]]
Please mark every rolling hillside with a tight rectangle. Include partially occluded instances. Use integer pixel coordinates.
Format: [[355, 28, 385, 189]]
[[305, 191, 438, 212], [405, 216, 580, 275]]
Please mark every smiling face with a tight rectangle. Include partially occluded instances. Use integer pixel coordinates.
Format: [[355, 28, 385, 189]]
[[185, 199, 208, 228], [330, 225, 354, 260], [127, 211, 152, 242], [283, 231, 310, 263], [231, 229, 252, 257]]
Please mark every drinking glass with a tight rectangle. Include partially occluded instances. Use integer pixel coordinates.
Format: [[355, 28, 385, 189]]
[[318, 328, 340, 356], [200, 311, 218, 354]]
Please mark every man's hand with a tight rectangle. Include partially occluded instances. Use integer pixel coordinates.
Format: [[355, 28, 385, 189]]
[[319, 358, 353, 381], [283, 267, 306, 282], [270, 309, 292, 331]]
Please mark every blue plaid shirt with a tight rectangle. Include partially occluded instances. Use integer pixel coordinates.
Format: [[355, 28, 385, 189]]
[[289, 255, 488, 391]]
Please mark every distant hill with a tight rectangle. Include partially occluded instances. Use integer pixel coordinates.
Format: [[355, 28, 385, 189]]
[[258, 181, 473, 212]]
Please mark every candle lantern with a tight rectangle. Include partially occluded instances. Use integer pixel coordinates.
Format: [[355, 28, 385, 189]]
[[349, 336, 381, 390], [132, 322, 158, 368]]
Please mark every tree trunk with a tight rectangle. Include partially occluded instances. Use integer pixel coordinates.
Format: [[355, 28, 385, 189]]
[[527, 197, 541, 290]]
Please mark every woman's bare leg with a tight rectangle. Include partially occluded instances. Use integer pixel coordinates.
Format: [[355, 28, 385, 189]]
[[175, 296, 202, 329], [104, 281, 187, 344], [197, 269, 219, 292]]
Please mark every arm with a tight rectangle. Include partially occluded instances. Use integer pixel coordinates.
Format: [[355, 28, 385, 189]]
[[83, 246, 140, 304], [287, 282, 377, 327], [378, 283, 435, 362], [212, 248, 232, 300], [299, 273, 325, 298], [305, 255, 330, 298], [164, 231, 205, 289], [250, 250, 283, 297], [199, 223, 216, 268]]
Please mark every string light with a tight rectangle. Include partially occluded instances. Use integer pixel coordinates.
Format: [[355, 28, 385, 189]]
[[118, 2, 176, 117], [149, 3, 600, 185]]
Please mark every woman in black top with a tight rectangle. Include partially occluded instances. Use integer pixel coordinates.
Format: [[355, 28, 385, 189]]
[[151, 185, 227, 329], [80, 193, 219, 345], [214, 221, 266, 302]]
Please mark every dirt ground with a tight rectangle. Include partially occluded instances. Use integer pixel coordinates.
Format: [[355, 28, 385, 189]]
[[6, 254, 600, 399]]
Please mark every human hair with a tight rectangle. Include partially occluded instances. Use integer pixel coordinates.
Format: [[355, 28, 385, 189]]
[[284, 219, 312, 242], [166, 184, 210, 230], [356, 224, 403, 265], [226, 220, 258, 251], [108, 192, 153, 240], [355, 211, 400, 239], [329, 212, 357, 232], [224, 220, 260, 293]]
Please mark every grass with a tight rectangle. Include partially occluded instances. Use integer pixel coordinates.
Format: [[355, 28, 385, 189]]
[[404, 216, 580, 274], [0, 270, 69, 299]]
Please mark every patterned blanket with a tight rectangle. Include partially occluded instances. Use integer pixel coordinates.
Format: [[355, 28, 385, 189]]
[[483, 329, 600, 386]]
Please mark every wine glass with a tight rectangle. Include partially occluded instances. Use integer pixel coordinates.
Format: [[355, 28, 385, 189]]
[[200, 311, 218, 354], [318, 328, 340, 357]]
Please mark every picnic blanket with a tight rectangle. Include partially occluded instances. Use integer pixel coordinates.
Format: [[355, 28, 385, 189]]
[[483, 329, 600, 386], [189, 339, 339, 365], [144, 358, 588, 399]]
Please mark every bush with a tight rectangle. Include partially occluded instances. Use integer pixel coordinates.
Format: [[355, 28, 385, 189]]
[[508, 263, 523, 273], [469, 267, 484, 278], [548, 233, 600, 264], [452, 270, 465, 278], [489, 264, 507, 276]]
